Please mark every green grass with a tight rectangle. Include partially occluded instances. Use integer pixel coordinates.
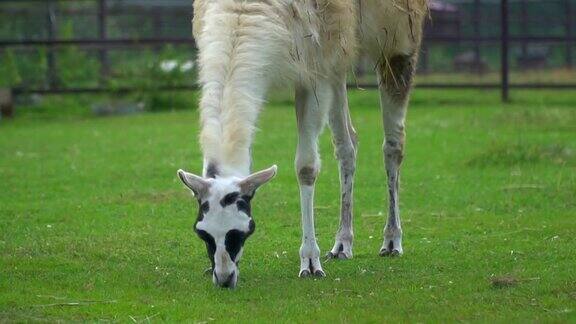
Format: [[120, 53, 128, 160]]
[[1, 90, 575, 322]]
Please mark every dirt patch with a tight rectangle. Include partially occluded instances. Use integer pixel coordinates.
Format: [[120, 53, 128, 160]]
[[552, 282, 576, 300], [466, 143, 575, 167], [491, 275, 519, 288]]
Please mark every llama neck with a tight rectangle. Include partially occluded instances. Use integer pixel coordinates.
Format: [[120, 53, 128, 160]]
[[198, 75, 267, 178], [196, 4, 281, 178]]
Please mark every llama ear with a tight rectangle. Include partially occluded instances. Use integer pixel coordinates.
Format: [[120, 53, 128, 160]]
[[177, 169, 210, 198], [238, 165, 278, 195]]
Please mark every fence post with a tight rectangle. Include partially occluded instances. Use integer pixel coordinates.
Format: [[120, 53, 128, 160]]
[[46, 1, 57, 90], [566, 0, 573, 68], [98, 0, 109, 84], [0, 88, 14, 119], [153, 8, 162, 53], [473, 0, 481, 71], [500, 0, 510, 102], [520, 0, 528, 58]]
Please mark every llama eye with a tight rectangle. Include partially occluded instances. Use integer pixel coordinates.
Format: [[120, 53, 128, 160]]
[[197, 201, 210, 221], [200, 201, 210, 214], [236, 200, 250, 215]]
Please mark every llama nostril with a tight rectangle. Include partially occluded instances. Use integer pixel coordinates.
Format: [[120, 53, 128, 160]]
[[220, 271, 236, 288]]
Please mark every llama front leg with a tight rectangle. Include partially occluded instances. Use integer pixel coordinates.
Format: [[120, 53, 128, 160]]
[[327, 81, 357, 260], [295, 84, 328, 277], [377, 54, 416, 256]]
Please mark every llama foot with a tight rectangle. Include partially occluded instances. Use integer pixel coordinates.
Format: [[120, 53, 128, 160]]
[[379, 228, 403, 257], [299, 257, 325, 277], [299, 242, 325, 277], [326, 236, 353, 260]]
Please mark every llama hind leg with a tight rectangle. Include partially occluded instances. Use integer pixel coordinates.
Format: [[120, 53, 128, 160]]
[[327, 81, 357, 260], [377, 53, 416, 256]]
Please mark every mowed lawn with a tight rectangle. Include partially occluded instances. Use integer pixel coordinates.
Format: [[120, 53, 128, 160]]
[[1, 90, 575, 322]]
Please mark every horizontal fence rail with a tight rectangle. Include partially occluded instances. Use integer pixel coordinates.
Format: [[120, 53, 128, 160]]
[[0, 38, 196, 47], [2, 36, 576, 48], [11, 83, 576, 96]]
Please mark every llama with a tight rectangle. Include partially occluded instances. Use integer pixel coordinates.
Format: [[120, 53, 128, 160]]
[[177, 0, 428, 288]]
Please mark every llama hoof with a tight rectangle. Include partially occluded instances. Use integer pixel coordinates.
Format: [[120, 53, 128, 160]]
[[328, 237, 353, 260], [314, 269, 326, 277], [299, 269, 311, 277], [380, 229, 403, 257], [379, 248, 402, 257], [326, 251, 351, 260], [299, 257, 324, 278], [203, 267, 213, 275], [379, 240, 403, 257], [299, 242, 323, 278]]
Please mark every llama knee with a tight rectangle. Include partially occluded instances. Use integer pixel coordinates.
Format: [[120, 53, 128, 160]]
[[296, 151, 320, 186], [383, 139, 404, 167], [297, 165, 319, 186]]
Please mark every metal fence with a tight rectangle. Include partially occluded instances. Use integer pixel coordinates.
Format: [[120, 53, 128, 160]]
[[0, 0, 575, 107]]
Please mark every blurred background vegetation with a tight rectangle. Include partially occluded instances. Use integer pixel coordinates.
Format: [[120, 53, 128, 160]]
[[0, 0, 574, 113]]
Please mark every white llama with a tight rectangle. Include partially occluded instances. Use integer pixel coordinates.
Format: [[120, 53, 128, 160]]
[[177, 0, 428, 288]]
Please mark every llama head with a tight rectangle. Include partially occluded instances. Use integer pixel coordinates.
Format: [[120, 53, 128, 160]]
[[177, 165, 277, 288]]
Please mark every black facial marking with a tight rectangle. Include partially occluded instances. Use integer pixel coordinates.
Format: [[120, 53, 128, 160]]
[[197, 201, 209, 222], [206, 163, 219, 179], [220, 192, 240, 207], [248, 219, 255, 236], [236, 194, 253, 215], [196, 229, 216, 270], [200, 201, 209, 213], [236, 199, 250, 215], [225, 229, 246, 262]]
